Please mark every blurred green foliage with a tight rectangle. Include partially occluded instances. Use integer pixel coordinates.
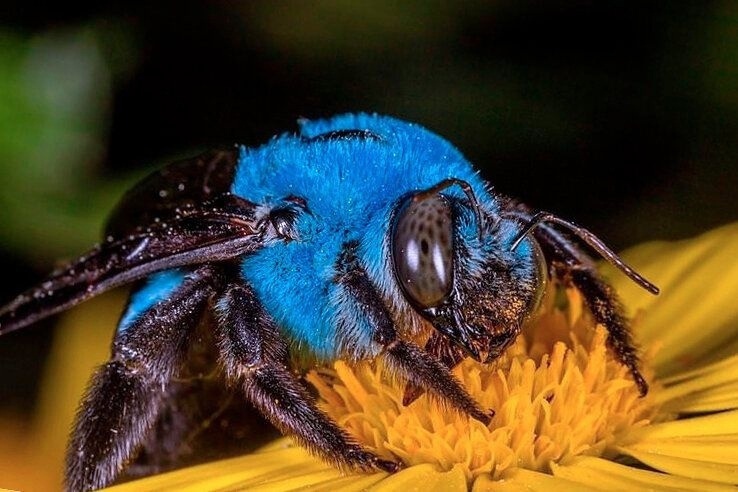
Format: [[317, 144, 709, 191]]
[[0, 25, 138, 262]]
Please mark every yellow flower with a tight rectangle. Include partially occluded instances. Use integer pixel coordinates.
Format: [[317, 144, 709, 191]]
[[3, 223, 738, 491]]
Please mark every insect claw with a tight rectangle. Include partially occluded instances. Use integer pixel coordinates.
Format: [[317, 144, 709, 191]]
[[372, 455, 402, 473], [471, 407, 493, 426], [632, 370, 649, 397], [345, 447, 401, 473], [401, 382, 425, 406]]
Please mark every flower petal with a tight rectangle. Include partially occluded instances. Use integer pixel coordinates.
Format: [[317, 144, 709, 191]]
[[615, 410, 738, 485], [622, 437, 738, 465], [614, 451, 738, 485], [550, 456, 734, 491], [366, 464, 467, 491], [624, 408, 738, 440], [301, 473, 389, 492], [104, 445, 344, 492], [655, 354, 738, 413], [659, 354, 738, 385], [472, 467, 593, 491], [602, 222, 738, 376]]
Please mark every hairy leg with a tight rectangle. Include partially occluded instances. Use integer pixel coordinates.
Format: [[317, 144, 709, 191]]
[[336, 255, 492, 423], [216, 283, 398, 472], [533, 225, 649, 395], [402, 332, 467, 405], [65, 266, 221, 492]]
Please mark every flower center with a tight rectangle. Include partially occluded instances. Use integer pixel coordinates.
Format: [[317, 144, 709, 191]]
[[306, 287, 662, 482]]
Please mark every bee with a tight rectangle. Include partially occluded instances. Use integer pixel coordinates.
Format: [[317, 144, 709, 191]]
[[0, 113, 658, 491]]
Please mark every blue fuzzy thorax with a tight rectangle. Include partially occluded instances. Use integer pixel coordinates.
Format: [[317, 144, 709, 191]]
[[233, 113, 531, 360]]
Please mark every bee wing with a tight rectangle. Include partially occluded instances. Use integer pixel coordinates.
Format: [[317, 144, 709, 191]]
[[105, 148, 240, 238], [0, 150, 268, 336]]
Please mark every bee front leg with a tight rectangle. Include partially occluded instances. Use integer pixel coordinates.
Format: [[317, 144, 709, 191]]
[[337, 262, 492, 424], [215, 283, 399, 473], [402, 331, 467, 405], [65, 266, 220, 492]]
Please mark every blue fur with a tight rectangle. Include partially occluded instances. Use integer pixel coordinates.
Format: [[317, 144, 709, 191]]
[[232, 113, 534, 360], [118, 269, 187, 333]]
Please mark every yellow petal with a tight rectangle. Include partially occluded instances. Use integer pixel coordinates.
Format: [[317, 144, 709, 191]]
[[668, 386, 738, 413], [660, 354, 738, 385], [105, 446, 340, 492], [602, 222, 738, 377], [624, 408, 738, 440], [13, 292, 121, 492], [615, 450, 738, 484], [365, 464, 467, 491], [551, 456, 734, 491], [654, 354, 738, 412], [296, 473, 388, 492], [615, 411, 738, 484], [103, 452, 467, 492], [472, 467, 593, 491], [622, 438, 738, 465]]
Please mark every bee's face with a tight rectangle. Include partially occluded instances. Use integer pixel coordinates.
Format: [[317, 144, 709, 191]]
[[391, 185, 546, 361]]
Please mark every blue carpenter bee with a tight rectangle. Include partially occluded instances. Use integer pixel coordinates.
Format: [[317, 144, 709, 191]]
[[0, 114, 658, 491]]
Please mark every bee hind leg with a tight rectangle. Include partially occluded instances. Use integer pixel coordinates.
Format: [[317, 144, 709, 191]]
[[65, 266, 220, 492]]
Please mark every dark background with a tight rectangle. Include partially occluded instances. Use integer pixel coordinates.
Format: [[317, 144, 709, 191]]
[[1, 2, 736, 416]]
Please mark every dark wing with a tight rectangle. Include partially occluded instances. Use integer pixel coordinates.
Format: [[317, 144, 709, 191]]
[[105, 148, 240, 238], [0, 149, 271, 336]]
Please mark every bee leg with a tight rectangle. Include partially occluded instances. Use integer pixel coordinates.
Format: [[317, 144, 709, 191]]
[[533, 226, 649, 396], [65, 266, 220, 492], [338, 263, 493, 424], [216, 283, 399, 473], [569, 267, 649, 395], [402, 332, 466, 405]]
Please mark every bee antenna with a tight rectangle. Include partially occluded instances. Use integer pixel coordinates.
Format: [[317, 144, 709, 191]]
[[511, 211, 659, 295]]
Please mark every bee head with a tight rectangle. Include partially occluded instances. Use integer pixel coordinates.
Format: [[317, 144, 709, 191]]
[[391, 180, 546, 362]]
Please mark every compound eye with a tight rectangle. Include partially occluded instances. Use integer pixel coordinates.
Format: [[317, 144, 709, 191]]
[[392, 194, 454, 308]]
